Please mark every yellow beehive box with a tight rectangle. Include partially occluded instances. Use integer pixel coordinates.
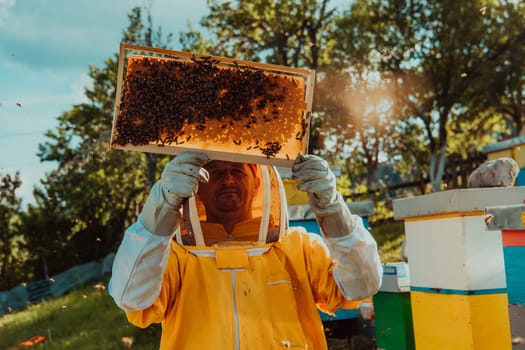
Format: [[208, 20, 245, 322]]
[[483, 135, 525, 168], [410, 291, 511, 350], [110, 43, 316, 167]]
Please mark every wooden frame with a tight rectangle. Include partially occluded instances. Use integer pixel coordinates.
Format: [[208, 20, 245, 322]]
[[110, 43, 316, 167]]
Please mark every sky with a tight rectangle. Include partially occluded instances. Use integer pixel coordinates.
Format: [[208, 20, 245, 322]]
[[0, 0, 209, 206]]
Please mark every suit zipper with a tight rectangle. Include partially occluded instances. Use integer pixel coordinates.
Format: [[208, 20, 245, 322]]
[[231, 270, 240, 350]]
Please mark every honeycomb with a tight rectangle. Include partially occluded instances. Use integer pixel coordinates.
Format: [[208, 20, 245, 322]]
[[112, 54, 309, 160]]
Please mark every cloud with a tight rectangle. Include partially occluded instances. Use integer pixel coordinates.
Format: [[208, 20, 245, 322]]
[[0, 0, 132, 71], [0, 0, 207, 72], [0, 0, 15, 25]]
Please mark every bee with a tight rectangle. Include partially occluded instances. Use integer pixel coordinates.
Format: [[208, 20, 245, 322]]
[[479, 6, 487, 16]]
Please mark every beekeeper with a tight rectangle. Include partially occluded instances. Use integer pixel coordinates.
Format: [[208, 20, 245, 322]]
[[109, 152, 382, 349]]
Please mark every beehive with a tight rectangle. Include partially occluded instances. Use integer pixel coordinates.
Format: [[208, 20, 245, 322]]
[[110, 43, 315, 166]]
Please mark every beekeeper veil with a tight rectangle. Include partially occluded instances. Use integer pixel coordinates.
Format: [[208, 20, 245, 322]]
[[175, 162, 288, 246]]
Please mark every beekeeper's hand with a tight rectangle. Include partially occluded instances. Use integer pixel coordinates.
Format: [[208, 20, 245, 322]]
[[139, 152, 210, 236], [292, 154, 340, 215], [292, 154, 354, 237]]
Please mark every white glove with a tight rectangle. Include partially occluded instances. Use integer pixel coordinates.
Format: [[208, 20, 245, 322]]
[[139, 152, 210, 236], [292, 154, 354, 237], [292, 154, 339, 215]]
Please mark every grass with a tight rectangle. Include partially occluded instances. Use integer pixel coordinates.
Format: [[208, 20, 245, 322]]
[[1, 223, 404, 350], [0, 282, 161, 350]]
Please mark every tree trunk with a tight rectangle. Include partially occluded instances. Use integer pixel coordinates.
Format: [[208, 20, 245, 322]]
[[429, 145, 447, 192]]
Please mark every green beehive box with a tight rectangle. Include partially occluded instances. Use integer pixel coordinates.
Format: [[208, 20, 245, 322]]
[[373, 263, 415, 350], [374, 292, 415, 350]]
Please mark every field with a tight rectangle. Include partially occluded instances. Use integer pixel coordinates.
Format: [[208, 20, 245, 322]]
[[1, 282, 160, 350]]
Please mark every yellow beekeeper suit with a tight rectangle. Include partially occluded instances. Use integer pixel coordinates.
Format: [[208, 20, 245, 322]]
[[110, 157, 382, 349]]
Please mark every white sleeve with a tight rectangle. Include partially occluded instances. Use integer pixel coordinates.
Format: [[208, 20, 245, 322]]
[[324, 215, 383, 300], [108, 220, 173, 312]]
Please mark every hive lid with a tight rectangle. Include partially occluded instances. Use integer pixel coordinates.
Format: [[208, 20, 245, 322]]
[[393, 187, 525, 220], [110, 43, 316, 167]]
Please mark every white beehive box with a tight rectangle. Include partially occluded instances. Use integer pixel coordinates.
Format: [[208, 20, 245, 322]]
[[380, 262, 411, 293], [394, 187, 525, 292], [404, 215, 506, 291]]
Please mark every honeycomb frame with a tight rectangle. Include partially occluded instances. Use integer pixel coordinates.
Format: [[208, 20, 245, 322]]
[[110, 43, 315, 167]]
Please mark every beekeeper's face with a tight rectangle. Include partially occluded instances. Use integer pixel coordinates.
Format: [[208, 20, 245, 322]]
[[198, 161, 260, 219]]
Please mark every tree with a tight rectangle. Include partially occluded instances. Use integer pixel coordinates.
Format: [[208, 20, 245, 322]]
[[315, 65, 405, 198], [488, 1, 525, 137], [0, 172, 23, 290], [19, 6, 172, 280], [197, 0, 337, 69], [331, 0, 525, 192], [19, 187, 78, 282]]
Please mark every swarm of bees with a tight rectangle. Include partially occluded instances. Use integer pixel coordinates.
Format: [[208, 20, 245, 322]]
[[113, 54, 308, 159]]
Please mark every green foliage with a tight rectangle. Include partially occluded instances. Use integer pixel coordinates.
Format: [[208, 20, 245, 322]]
[[369, 201, 395, 223], [197, 0, 338, 69], [488, 2, 525, 136], [0, 172, 24, 290], [329, 0, 524, 192], [3, 6, 174, 288], [370, 220, 405, 263], [315, 65, 404, 196]]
